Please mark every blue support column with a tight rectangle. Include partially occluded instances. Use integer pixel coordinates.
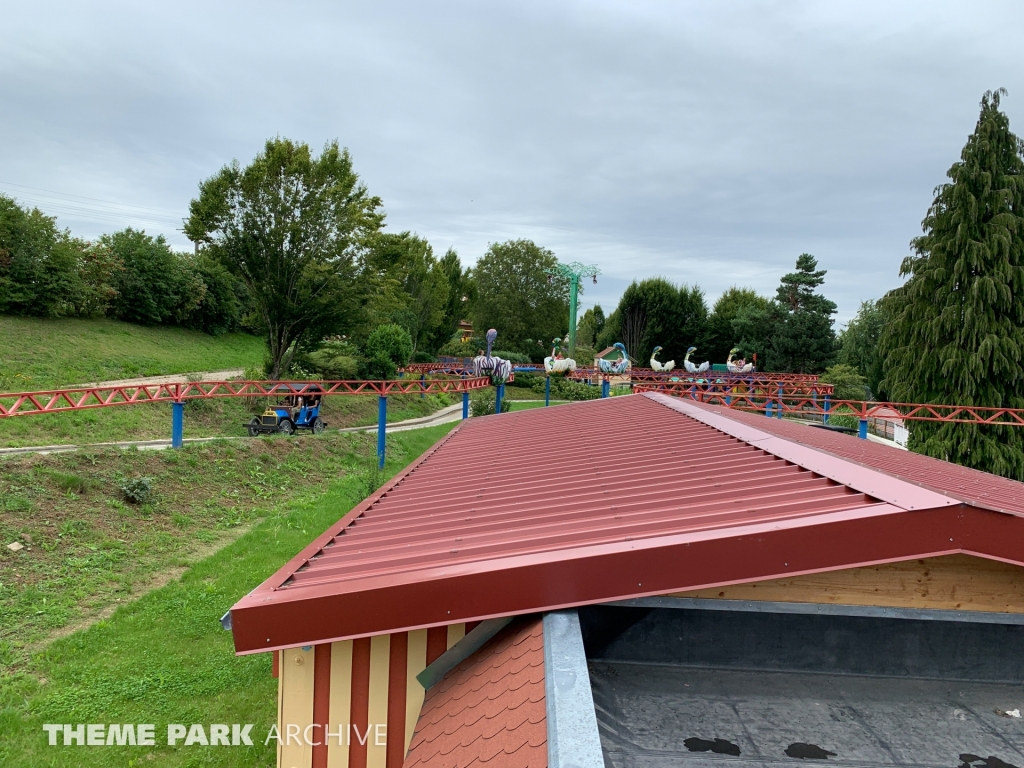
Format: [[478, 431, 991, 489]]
[[859, 418, 868, 440], [545, 376, 551, 407], [462, 390, 469, 419], [776, 384, 784, 419], [766, 401, 774, 418], [419, 373, 426, 399], [171, 401, 184, 449], [824, 394, 831, 424], [495, 383, 505, 414], [377, 395, 387, 468], [601, 379, 610, 398]]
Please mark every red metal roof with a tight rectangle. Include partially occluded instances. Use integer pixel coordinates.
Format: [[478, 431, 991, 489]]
[[229, 394, 1024, 654], [403, 617, 546, 768], [672, 396, 1024, 516]]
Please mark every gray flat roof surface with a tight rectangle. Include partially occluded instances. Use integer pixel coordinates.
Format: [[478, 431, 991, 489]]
[[591, 661, 1024, 768]]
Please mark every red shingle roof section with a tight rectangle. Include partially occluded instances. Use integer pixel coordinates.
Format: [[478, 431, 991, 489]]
[[229, 394, 1024, 653], [404, 617, 546, 768], [673, 396, 1024, 516]]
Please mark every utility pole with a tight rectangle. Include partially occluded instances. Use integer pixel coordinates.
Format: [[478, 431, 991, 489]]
[[546, 262, 601, 356]]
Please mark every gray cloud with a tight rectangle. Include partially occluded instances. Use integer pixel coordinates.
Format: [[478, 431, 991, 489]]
[[2, 0, 1022, 325]]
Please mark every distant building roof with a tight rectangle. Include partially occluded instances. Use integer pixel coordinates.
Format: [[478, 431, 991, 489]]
[[229, 393, 1024, 654]]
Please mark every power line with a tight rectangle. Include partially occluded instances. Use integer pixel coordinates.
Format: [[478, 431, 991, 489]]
[[0, 179, 184, 216]]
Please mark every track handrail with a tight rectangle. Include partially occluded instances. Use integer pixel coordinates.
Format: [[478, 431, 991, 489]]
[[0, 377, 490, 418]]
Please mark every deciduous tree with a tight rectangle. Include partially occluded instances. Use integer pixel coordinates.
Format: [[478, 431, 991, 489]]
[[470, 240, 567, 352], [185, 139, 383, 378]]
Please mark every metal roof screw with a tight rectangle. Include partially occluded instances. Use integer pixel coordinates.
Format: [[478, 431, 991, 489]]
[[784, 562, 788, 566]]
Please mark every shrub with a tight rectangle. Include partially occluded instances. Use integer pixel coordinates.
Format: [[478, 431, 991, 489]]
[[438, 336, 481, 357], [365, 353, 397, 380], [470, 391, 512, 416], [118, 476, 153, 504], [180, 254, 244, 335], [551, 378, 601, 401], [509, 372, 540, 389], [820, 364, 870, 401], [364, 324, 413, 375], [412, 351, 437, 363], [307, 339, 361, 379], [105, 229, 198, 325]]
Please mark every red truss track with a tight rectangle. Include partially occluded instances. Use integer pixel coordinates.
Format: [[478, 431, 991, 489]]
[[638, 384, 1024, 427], [0, 378, 490, 418]]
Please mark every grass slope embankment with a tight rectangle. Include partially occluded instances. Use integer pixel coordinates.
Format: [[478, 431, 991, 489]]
[[0, 316, 265, 391], [0, 316, 457, 447], [0, 422, 457, 767]]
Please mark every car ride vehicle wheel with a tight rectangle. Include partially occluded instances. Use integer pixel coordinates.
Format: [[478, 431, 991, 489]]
[[279, 418, 295, 435], [312, 417, 325, 435], [247, 417, 261, 437]]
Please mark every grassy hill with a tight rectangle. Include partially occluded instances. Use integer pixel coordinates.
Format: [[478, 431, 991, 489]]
[[0, 317, 455, 448], [0, 316, 266, 391]]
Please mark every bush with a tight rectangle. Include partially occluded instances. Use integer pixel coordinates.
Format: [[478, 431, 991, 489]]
[[307, 339, 361, 379], [0, 195, 82, 317], [105, 229, 198, 325], [508, 372, 540, 389], [820, 364, 870, 401], [181, 255, 244, 335], [550, 378, 602, 401], [470, 391, 512, 416], [412, 351, 437, 363], [365, 353, 397, 380], [364, 324, 413, 375], [119, 476, 153, 504], [438, 336, 481, 357]]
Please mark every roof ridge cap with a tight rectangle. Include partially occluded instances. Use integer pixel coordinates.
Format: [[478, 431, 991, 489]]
[[644, 392, 958, 512]]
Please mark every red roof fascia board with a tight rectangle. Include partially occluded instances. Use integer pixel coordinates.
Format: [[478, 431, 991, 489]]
[[403, 617, 546, 768], [230, 503, 1024, 654], [229, 395, 1024, 654]]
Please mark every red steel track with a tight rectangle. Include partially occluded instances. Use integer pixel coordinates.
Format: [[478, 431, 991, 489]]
[[638, 384, 1024, 427], [0, 378, 490, 418]]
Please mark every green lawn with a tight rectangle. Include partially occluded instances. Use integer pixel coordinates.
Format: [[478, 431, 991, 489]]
[[0, 423, 456, 767], [0, 316, 265, 391]]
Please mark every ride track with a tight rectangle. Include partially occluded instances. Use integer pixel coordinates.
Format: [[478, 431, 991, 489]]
[[634, 383, 1024, 427], [0, 377, 490, 419]]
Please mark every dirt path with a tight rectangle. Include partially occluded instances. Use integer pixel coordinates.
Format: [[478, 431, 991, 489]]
[[74, 368, 246, 388]]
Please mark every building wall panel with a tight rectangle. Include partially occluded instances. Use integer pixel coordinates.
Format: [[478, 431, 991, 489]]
[[669, 554, 1024, 612]]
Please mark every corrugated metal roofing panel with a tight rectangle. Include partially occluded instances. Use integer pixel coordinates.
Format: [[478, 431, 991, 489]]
[[280, 396, 882, 591], [670, 396, 1024, 516]]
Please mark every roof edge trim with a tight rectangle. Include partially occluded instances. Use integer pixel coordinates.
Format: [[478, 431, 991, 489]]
[[645, 393, 957, 512]]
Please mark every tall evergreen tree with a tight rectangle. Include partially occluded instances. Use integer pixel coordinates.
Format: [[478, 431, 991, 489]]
[[879, 90, 1024, 479], [767, 254, 837, 373]]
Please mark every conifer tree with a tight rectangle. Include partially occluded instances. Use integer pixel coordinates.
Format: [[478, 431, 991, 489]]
[[879, 90, 1024, 479]]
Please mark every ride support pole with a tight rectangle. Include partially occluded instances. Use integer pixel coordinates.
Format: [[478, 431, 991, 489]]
[[171, 401, 184, 449], [765, 401, 773, 418], [420, 373, 426, 399], [777, 384, 784, 419], [545, 376, 551, 407], [601, 378, 610, 398], [462, 390, 469, 419], [495, 383, 505, 414], [859, 418, 868, 440], [377, 395, 387, 468], [824, 394, 831, 424]]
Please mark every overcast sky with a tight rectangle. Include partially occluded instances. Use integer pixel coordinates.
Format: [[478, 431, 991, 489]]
[[3, 1, 1022, 326]]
